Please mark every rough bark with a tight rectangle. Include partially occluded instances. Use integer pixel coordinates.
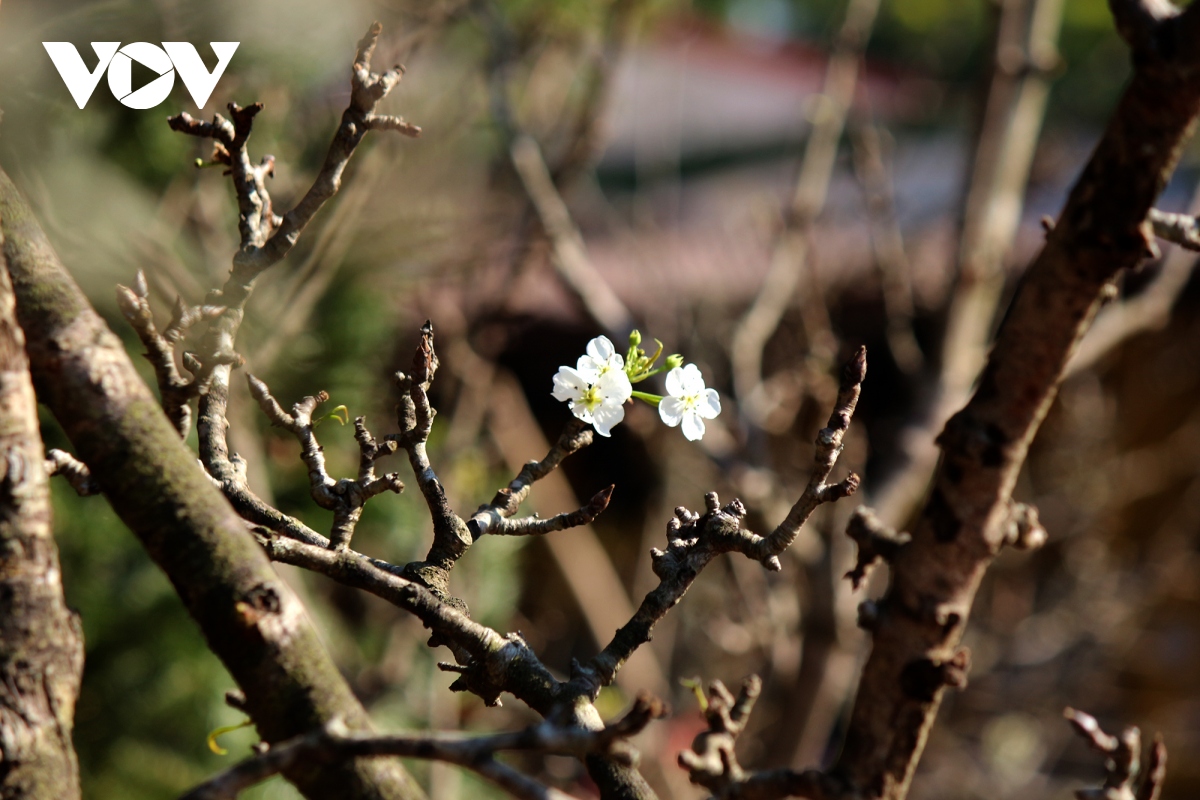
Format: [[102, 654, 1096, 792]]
[[0, 219, 84, 799], [831, 4, 1200, 799], [0, 168, 424, 800]]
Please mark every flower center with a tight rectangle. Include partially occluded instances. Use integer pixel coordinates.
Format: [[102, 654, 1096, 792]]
[[579, 385, 603, 411]]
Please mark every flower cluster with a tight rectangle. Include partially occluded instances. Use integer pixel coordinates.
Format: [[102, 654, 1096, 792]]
[[551, 336, 632, 437], [551, 332, 721, 441]]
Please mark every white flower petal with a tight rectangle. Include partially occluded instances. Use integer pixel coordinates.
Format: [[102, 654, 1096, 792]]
[[659, 396, 685, 427], [680, 364, 706, 395], [569, 402, 594, 424], [664, 367, 685, 398], [597, 369, 633, 403], [591, 400, 625, 437], [681, 411, 706, 441], [575, 356, 601, 381], [586, 335, 615, 363], [700, 388, 722, 419], [552, 367, 588, 402]]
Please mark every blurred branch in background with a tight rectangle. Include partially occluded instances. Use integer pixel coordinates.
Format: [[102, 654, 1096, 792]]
[[850, 123, 922, 376], [869, 0, 1067, 531], [730, 0, 879, 432], [1068, 188, 1200, 377]]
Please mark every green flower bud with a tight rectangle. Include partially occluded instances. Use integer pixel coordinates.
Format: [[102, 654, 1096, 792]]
[[628, 329, 642, 348], [665, 354, 684, 371]]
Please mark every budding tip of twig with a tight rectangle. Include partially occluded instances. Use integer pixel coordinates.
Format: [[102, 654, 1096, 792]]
[[845, 345, 868, 385], [114, 284, 139, 317], [594, 484, 615, 507], [245, 373, 267, 398]]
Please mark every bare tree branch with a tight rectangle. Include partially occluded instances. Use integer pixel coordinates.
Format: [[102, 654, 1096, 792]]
[[1, 160, 425, 800], [467, 415, 594, 537], [183, 694, 666, 800], [114, 270, 224, 437], [164, 25, 419, 558], [1064, 708, 1167, 800], [869, 0, 1066, 529], [0, 218, 84, 800], [731, 0, 880, 426], [1067, 185, 1200, 376], [751, 348, 865, 565], [851, 124, 923, 374], [1147, 207, 1200, 251], [45, 448, 100, 497], [485, 485, 614, 536], [582, 349, 864, 691], [830, 5, 1200, 796], [678, 676, 839, 800], [246, 374, 403, 549], [510, 134, 635, 338]]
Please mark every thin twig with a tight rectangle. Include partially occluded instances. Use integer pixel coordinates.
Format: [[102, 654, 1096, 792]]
[[45, 448, 100, 496], [580, 349, 865, 691], [730, 0, 880, 426], [1064, 708, 1167, 800], [179, 699, 668, 800]]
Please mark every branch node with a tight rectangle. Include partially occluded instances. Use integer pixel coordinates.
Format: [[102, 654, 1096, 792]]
[[844, 506, 911, 589], [1002, 501, 1048, 550]]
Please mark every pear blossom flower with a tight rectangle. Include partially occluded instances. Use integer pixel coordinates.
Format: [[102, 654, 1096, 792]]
[[552, 337, 633, 436], [658, 364, 721, 441], [575, 335, 625, 383]]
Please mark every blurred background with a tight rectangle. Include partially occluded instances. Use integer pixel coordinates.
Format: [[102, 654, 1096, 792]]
[[1, 0, 1199, 798]]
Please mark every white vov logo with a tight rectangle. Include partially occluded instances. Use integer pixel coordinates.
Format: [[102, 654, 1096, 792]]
[[43, 42, 239, 110]]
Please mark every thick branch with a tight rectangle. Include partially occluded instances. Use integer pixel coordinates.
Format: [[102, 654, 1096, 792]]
[[0, 219, 84, 800], [831, 12, 1200, 799], [0, 168, 424, 800], [256, 531, 556, 711]]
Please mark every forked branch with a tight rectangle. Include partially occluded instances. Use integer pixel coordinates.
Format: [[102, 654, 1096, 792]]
[[1065, 708, 1167, 800]]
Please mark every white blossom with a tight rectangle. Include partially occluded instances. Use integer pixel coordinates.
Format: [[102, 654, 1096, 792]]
[[658, 364, 721, 441], [552, 340, 633, 437], [575, 335, 625, 383]]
